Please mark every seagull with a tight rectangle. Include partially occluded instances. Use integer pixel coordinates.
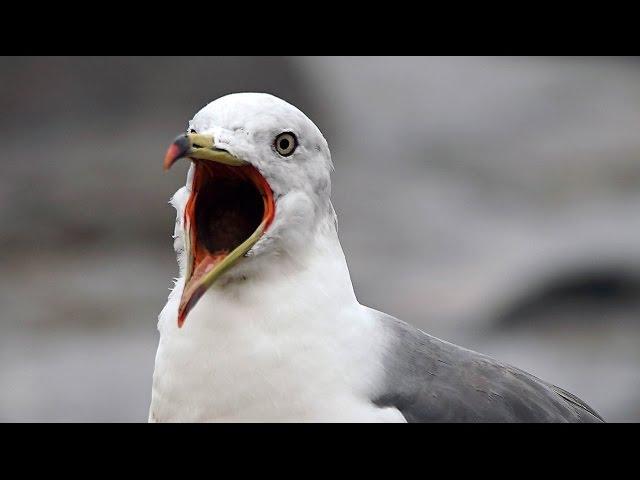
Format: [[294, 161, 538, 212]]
[[149, 92, 603, 422]]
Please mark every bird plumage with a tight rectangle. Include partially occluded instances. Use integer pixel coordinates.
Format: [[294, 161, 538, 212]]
[[373, 311, 603, 422], [149, 93, 603, 422]]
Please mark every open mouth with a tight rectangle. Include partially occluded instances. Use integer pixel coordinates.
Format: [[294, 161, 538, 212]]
[[164, 134, 275, 327]]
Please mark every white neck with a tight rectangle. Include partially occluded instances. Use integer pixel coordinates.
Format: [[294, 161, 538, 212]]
[[150, 214, 403, 422], [159, 212, 356, 333]]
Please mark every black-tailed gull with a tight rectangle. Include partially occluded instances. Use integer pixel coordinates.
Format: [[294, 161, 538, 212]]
[[149, 92, 603, 423]]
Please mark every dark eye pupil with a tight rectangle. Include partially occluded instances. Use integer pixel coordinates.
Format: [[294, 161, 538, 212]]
[[279, 138, 290, 150]]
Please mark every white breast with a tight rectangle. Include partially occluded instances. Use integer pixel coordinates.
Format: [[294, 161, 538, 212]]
[[149, 240, 404, 423]]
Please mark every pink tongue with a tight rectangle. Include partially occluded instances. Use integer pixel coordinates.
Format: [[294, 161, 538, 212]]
[[192, 253, 226, 279], [178, 252, 227, 327]]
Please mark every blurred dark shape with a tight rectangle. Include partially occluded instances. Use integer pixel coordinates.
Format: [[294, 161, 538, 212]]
[[495, 265, 640, 328]]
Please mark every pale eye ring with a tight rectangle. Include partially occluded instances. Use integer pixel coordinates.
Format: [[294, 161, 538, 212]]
[[274, 132, 297, 156]]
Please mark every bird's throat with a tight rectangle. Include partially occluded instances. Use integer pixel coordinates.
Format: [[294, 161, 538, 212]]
[[179, 161, 275, 326]]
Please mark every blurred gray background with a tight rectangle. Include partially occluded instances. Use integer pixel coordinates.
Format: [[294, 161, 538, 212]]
[[1, 56, 639, 422]]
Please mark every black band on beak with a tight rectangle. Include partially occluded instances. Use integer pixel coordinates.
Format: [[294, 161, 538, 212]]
[[163, 135, 191, 171]]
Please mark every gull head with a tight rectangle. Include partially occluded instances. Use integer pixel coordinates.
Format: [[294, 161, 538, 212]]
[[163, 92, 333, 326]]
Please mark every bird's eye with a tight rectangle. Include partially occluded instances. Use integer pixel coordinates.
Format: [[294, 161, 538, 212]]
[[274, 132, 297, 157]]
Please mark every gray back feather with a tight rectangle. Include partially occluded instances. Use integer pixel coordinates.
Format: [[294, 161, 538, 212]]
[[373, 312, 603, 423]]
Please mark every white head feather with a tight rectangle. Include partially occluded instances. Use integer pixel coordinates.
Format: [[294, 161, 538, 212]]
[[175, 92, 336, 283]]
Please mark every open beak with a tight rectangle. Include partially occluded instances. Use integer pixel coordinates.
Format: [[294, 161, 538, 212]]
[[164, 133, 275, 327]]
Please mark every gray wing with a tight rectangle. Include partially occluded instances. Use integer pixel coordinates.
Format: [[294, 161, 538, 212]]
[[373, 312, 604, 423]]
